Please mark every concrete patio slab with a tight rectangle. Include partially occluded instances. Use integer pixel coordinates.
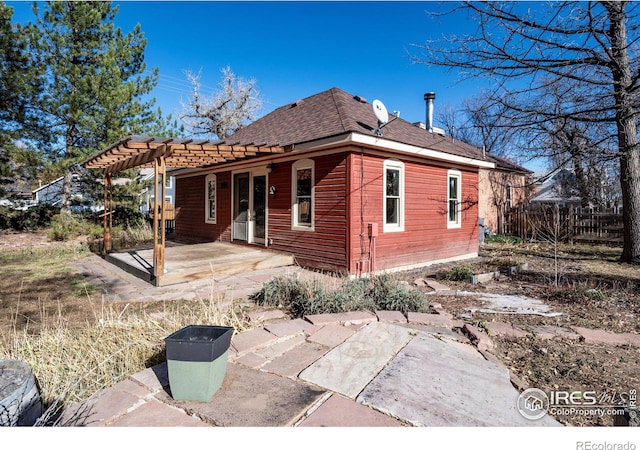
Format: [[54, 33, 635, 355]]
[[159, 362, 326, 427], [357, 333, 560, 426], [298, 393, 406, 427], [298, 322, 414, 398]]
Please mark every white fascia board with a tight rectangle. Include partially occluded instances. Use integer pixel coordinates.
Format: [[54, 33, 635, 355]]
[[294, 132, 495, 169], [350, 133, 495, 169]]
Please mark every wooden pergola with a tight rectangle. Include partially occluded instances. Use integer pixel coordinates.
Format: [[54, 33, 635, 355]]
[[83, 135, 286, 281]]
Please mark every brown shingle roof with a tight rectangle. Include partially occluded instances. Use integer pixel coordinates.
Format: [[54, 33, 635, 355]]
[[218, 87, 501, 164]]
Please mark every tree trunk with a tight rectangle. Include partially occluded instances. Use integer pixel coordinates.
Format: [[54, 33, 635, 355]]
[[606, 2, 640, 263]]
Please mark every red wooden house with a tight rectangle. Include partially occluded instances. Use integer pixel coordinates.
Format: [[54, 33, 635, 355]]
[[168, 87, 497, 275]]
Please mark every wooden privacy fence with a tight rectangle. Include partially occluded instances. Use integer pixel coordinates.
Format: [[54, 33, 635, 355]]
[[504, 204, 623, 245]]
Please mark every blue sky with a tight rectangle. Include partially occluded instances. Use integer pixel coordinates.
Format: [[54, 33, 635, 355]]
[[8, 1, 490, 127]]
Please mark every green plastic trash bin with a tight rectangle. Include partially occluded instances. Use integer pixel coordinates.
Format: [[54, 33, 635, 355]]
[[164, 325, 234, 402]]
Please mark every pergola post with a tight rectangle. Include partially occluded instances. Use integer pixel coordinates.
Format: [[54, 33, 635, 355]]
[[153, 154, 166, 279], [103, 172, 113, 253]]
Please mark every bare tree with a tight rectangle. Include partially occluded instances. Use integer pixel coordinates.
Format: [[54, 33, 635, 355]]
[[526, 204, 572, 287], [413, 1, 640, 264], [180, 66, 262, 139]]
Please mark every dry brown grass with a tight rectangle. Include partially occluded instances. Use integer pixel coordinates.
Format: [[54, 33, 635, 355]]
[[0, 233, 254, 425]]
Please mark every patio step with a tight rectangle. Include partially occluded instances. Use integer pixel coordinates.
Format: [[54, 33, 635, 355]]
[[156, 250, 294, 287]]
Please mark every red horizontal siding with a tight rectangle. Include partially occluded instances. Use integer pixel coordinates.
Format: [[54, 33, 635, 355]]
[[174, 173, 232, 243], [174, 150, 479, 275], [348, 153, 479, 273], [268, 154, 348, 272]]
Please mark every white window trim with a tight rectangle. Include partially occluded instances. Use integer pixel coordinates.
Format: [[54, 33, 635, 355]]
[[205, 174, 217, 224], [165, 176, 173, 189], [291, 159, 314, 231], [383, 160, 405, 232], [447, 170, 462, 229]]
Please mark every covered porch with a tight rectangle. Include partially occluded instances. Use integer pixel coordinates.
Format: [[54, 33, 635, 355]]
[[82, 135, 291, 286], [104, 241, 294, 287]]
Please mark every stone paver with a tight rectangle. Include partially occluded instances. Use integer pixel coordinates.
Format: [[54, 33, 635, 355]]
[[463, 323, 494, 352], [246, 309, 286, 323], [233, 352, 268, 369], [130, 363, 169, 393], [160, 362, 326, 427], [261, 342, 329, 378], [298, 393, 405, 427], [414, 278, 452, 292], [486, 321, 529, 338], [407, 311, 458, 328], [573, 326, 640, 347], [375, 310, 407, 323], [357, 333, 560, 426], [258, 334, 307, 359], [59, 386, 142, 427], [530, 325, 581, 340], [230, 328, 279, 355], [108, 399, 210, 427], [306, 324, 356, 348], [304, 311, 377, 326], [264, 318, 314, 337], [299, 322, 413, 398]]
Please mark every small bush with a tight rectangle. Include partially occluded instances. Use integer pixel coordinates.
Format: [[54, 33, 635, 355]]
[[47, 213, 85, 241], [444, 265, 474, 282], [255, 273, 428, 318], [365, 273, 425, 313]]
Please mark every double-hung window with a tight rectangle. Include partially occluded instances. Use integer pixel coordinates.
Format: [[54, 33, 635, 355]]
[[447, 170, 461, 228], [292, 159, 314, 230], [384, 160, 404, 232]]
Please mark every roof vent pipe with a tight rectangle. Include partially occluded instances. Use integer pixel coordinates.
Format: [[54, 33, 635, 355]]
[[424, 92, 436, 133]]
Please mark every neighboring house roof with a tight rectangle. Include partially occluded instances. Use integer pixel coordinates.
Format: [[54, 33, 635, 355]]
[[530, 169, 581, 203], [222, 87, 501, 167], [32, 176, 64, 194], [483, 152, 532, 174]]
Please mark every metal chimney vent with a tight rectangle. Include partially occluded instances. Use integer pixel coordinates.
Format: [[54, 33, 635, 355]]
[[424, 92, 436, 133]]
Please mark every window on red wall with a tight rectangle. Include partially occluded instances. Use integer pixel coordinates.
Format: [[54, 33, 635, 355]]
[[447, 170, 462, 228], [384, 160, 404, 232], [291, 159, 314, 231]]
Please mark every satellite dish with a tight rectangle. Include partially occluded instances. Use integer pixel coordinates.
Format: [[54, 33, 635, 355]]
[[372, 99, 389, 125]]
